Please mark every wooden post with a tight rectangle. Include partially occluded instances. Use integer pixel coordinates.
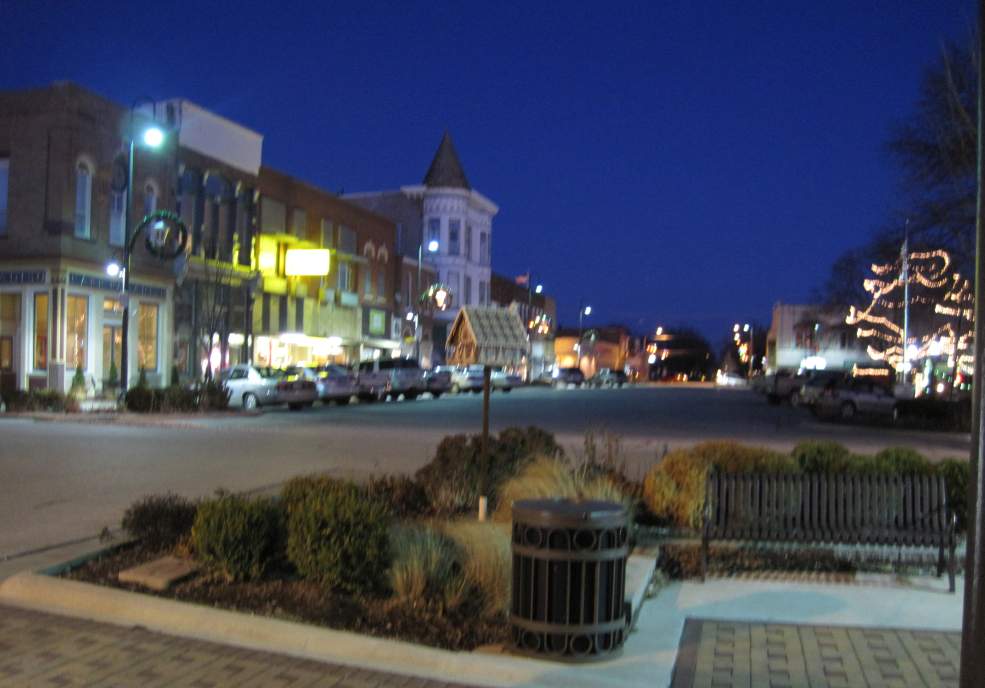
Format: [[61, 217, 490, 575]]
[[482, 364, 491, 453]]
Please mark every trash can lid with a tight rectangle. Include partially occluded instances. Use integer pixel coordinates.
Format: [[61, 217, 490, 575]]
[[512, 498, 626, 526]]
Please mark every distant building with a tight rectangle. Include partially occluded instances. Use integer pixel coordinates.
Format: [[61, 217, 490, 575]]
[[766, 302, 869, 373], [644, 330, 714, 381], [490, 272, 556, 379], [554, 324, 630, 379], [345, 132, 498, 364]]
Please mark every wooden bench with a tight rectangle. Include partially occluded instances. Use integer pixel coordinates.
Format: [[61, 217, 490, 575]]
[[701, 471, 957, 592]]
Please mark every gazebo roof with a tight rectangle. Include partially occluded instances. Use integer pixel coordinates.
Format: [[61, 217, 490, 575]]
[[446, 307, 528, 366]]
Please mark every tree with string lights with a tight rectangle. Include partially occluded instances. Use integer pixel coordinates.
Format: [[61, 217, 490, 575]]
[[846, 248, 974, 376]]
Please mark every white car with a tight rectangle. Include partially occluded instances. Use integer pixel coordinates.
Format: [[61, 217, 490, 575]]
[[220, 364, 279, 410], [491, 368, 522, 392], [357, 358, 427, 401], [437, 365, 485, 394]]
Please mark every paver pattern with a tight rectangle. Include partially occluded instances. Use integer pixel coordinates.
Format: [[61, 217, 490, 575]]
[[0, 604, 475, 688], [672, 618, 960, 688]]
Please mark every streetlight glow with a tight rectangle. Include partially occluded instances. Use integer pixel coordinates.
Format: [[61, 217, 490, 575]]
[[535, 284, 543, 294], [427, 239, 439, 252], [743, 323, 750, 333], [405, 311, 415, 321], [142, 126, 165, 148], [584, 305, 592, 316], [656, 326, 663, 335], [106, 262, 121, 278]]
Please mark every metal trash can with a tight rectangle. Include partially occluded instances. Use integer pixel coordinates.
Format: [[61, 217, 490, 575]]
[[510, 499, 629, 662]]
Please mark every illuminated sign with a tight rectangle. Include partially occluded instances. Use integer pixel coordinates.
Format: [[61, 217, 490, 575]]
[[285, 249, 330, 276]]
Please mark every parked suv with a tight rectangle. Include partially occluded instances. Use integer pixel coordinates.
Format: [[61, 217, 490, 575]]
[[357, 358, 426, 401], [553, 367, 585, 388], [813, 378, 899, 421], [220, 364, 279, 410], [589, 368, 628, 388]]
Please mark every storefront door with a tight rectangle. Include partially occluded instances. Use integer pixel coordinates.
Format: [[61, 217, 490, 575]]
[[102, 325, 121, 383]]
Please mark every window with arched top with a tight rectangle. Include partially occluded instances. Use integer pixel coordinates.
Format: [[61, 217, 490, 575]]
[[74, 162, 92, 239], [143, 182, 158, 216], [378, 246, 389, 264], [363, 242, 376, 259]]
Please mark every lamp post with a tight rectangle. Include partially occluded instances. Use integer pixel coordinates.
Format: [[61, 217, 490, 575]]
[[414, 238, 439, 361], [525, 275, 543, 382], [577, 302, 592, 371], [119, 102, 167, 391]]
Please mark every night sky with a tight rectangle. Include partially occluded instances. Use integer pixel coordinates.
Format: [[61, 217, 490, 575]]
[[0, 1, 974, 342]]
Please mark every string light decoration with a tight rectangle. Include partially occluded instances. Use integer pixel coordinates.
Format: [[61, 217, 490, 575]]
[[846, 248, 974, 373]]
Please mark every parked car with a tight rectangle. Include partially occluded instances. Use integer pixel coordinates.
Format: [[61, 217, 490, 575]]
[[220, 364, 280, 410], [313, 364, 359, 406], [812, 378, 899, 421], [589, 368, 628, 388], [425, 368, 452, 398], [279, 367, 319, 410], [553, 367, 585, 388], [357, 358, 427, 401], [763, 369, 805, 404], [491, 368, 522, 392], [437, 364, 485, 394], [715, 370, 747, 387], [798, 372, 850, 408]]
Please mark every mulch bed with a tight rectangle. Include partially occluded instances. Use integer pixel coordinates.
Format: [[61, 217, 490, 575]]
[[63, 543, 509, 652]]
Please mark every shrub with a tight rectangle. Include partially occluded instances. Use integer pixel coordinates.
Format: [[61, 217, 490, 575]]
[[415, 427, 562, 515], [492, 456, 633, 523], [792, 440, 852, 474], [871, 447, 933, 475], [124, 385, 155, 413], [937, 459, 970, 532], [389, 525, 464, 608], [642, 441, 796, 529], [69, 367, 87, 399], [155, 386, 198, 413], [280, 474, 347, 517], [3, 389, 69, 413], [441, 521, 512, 616], [122, 493, 198, 551], [191, 494, 282, 581], [198, 378, 231, 411], [286, 479, 391, 594], [366, 475, 429, 519]]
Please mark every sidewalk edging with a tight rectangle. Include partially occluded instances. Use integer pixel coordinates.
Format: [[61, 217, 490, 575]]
[[0, 553, 656, 688]]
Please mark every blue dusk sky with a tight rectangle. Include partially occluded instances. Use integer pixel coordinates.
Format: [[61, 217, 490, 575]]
[[0, 1, 974, 341]]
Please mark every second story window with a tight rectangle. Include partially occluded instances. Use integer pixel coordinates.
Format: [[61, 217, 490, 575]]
[[109, 191, 125, 247], [74, 162, 92, 239], [479, 232, 489, 264], [338, 225, 356, 254], [448, 220, 460, 256], [261, 196, 286, 235], [465, 225, 472, 260], [478, 280, 487, 306], [376, 268, 385, 298], [0, 158, 8, 236], [292, 208, 307, 239], [320, 218, 333, 248], [427, 218, 440, 249], [464, 275, 472, 305]]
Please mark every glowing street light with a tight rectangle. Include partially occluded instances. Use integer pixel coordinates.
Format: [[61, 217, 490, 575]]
[[142, 125, 165, 148], [534, 284, 543, 294], [427, 239, 439, 253], [105, 262, 122, 278]]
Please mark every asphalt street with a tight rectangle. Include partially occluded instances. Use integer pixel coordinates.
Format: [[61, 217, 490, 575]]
[[0, 384, 969, 562]]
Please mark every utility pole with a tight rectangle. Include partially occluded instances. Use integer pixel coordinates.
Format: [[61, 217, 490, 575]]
[[901, 220, 911, 382], [960, 1, 985, 684]]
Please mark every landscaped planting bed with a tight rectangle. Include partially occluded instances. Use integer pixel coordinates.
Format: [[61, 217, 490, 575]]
[[63, 427, 635, 651]]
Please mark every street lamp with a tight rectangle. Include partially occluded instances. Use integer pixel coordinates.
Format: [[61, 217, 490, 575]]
[[414, 238, 439, 361], [118, 102, 168, 391], [534, 284, 543, 294], [577, 302, 592, 370]]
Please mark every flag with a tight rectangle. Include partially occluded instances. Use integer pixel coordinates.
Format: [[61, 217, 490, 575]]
[[515, 273, 530, 286]]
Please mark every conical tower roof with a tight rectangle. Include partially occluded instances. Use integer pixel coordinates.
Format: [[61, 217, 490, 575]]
[[423, 132, 470, 189]]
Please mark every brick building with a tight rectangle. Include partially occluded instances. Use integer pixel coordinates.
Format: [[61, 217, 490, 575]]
[[0, 82, 177, 395]]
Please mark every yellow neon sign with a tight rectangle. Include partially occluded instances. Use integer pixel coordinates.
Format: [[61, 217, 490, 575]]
[[285, 249, 330, 276]]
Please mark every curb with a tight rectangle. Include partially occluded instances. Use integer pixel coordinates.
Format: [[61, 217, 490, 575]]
[[0, 552, 657, 688]]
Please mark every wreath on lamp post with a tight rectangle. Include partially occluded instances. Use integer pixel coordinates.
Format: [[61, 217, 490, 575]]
[[420, 283, 453, 312]]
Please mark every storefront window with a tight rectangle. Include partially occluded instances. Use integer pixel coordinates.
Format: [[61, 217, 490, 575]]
[[138, 302, 159, 371], [33, 293, 48, 370], [66, 295, 87, 370]]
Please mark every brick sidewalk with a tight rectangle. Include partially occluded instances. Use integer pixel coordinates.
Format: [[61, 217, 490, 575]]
[[0, 604, 476, 688], [671, 618, 960, 688]]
